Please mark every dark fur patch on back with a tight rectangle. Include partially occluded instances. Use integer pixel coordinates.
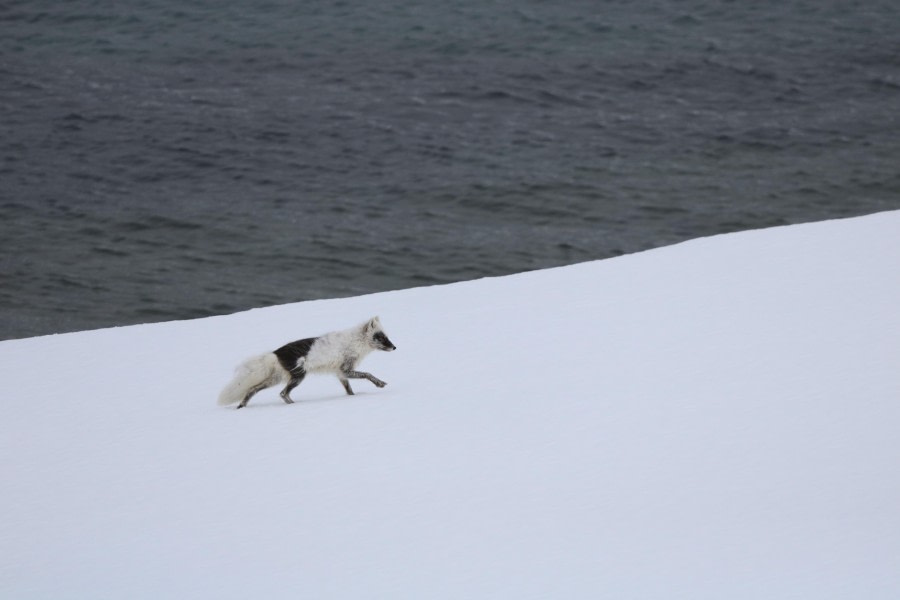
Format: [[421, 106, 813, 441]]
[[274, 337, 317, 372]]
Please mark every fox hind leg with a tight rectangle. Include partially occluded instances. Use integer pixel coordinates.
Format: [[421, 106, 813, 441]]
[[237, 383, 267, 409], [280, 369, 306, 404], [340, 377, 354, 395]]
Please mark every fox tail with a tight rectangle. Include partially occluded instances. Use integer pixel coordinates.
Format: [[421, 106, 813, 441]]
[[217, 353, 285, 406]]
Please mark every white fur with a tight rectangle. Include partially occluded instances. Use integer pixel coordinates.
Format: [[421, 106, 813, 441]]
[[302, 319, 380, 374], [217, 353, 286, 406]]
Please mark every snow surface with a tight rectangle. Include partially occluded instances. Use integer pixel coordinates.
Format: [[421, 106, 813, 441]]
[[2, 212, 899, 599]]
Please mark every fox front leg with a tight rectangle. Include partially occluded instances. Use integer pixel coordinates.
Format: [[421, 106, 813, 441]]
[[343, 369, 387, 389], [339, 377, 354, 395]]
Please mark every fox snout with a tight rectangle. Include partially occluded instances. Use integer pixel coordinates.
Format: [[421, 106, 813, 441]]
[[373, 331, 396, 351]]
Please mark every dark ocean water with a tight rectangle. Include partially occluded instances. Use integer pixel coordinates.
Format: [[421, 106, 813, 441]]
[[2, 0, 899, 340]]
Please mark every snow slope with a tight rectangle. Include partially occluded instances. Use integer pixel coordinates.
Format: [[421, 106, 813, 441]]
[[1, 211, 899, 599]]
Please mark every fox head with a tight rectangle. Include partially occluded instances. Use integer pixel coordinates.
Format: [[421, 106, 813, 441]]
[[364, 316, 396, 352]]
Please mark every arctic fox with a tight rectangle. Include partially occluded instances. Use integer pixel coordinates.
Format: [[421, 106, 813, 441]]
[[218, 316, 396, 409]]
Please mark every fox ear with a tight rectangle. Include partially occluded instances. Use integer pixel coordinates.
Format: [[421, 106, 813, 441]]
[[366, 316, 381, 331]]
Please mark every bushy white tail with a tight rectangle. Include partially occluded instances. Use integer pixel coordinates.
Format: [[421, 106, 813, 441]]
[[217, 353, 285, 406]]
